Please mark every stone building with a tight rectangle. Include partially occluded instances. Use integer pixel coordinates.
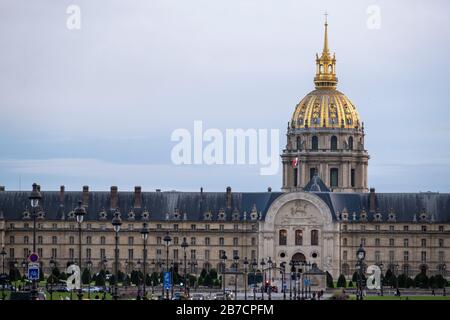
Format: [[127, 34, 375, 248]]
[[0, 21, 449, 286]]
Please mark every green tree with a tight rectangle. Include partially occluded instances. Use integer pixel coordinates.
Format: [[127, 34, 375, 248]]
[[326, 271, 334, 288], [348, 281, 353, 287], [47, 274, 58, 284], [434, 275, 446, 288], [95, 270, 106, 286], [397, 274, 407, 288], [81, 268, 91, 285], [384, 269, 394, 287], [203, 274, 212, 287], [209, 269, 218, 280], [59, 272, 68, 281], [150, 272, 159, 286], [336, 274, 347, 288], [414, 273, 429, 288], [406, 277, 414, 288], [188, 275, 197, 287], [200, 269, 207, 279], [39, 267, 45, 281]]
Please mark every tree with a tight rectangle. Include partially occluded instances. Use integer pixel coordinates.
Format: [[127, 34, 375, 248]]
[[209, 269, 218, 280], [150, 272, 159, 286], [337, 274, 347, 288], [39, 267, 45, 281], [47, 274, 58, 284], [397, 274, 407, 288], [348, 281, 353, 287], [406, 277, 414, 288], [203, 274, 212, 287], [95, 270, 106, 286], [81, 268, 91, 285], [326, 271, 334, 288], [59, 272, 68, 281], [200, 269, 207, 279], [145, 274, 152, 286], [414, 273, 429, 288], [384, 269, 394, 287], [188, 275, 197, 287], [434, 275, 446, 288]]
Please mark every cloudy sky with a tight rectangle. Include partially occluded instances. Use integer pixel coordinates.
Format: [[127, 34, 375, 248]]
[[1, 0, 450, 192]]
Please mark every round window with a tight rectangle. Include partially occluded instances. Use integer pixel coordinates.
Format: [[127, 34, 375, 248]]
[[312, 252, 318, 258], [280, 252, 286, 258]]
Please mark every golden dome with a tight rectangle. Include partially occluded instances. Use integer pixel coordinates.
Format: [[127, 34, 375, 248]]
[[291, 18, 361, 130], [291, 89, 361, 129]]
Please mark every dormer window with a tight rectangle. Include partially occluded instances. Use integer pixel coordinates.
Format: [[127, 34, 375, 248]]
[[203, 211, 212, 221], [37, 211, 45, 220], [68, 210, 76, 220], [141, 210, 149, 221], [218, 209, 226, 221], [232, 208, 240, 221], [22, 210, 31, 220], [341, 209, 349, 221], [250, 204, 258, 221], [127, 210, 135, 221], [98, 208, 107, 220], [388, 209, 396, 222], [374, 212, 382, 222]]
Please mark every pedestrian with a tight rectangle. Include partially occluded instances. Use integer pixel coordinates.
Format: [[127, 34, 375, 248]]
[[432, 289, 435, 296]]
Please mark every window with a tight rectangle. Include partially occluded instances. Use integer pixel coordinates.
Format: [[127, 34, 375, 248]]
[[52, 223, 57, 229], [205, 237, 210, 246], [86, 223, 91, 230], [9, 236, 14, 244], [9, 223, 15, 229], [421, 225, 427, 232], [330, 168, 339, 187], [173, 249, 178, 260], [52, 236, 57, 245], [439, 251, 444, 263], [191, 237, 196, 245], [389, 239, 394, 246], [375, 225, 380, 231], [233, 238, 238, 246], [251, 237, 256, 246], [251, 224, 256, 231], [421, 239, 426, 247], [219, 225, 224, 231], [309, 168, 317, 181], [330, 136, 337, 150], [51, 248, 57, 258], [439, 239, 444, 248], [279, 230, 287, 246], [361, 225, 366, 231], [205, 250, 210, 261], [233, 250, 239, 260], [343, 238, 347, 246], [219, 237, 224, 246], [128, 224, 133, 230], [24, 223, 29, 229], [403, 226, 409, 231], [404, 239, 409, 247], [205, 224, 210, 231], [311, 136, 318, 150], [100, 249, 106, 260], [389, 225, 395, 232], [100, 236, 106, 245], [389, 251, 394, 262], [439, 225, 444, 232], [295, 230, 303, 246], [343, 250, 347, 260], [7, 248, 13, 259], [375, 238, 380, 246], [157, 237, 161, 245], [173, 237, 179, 245], [69, 236, 74, 245], [156, 224, 162, 230], [128, 237, 134, 246], [343, 225, 347, 231], [191, 224, 196, 230], [86, 248, 91, 259], [37, 248, 43, 258], [293, 168, 298, 186], [69, 248, 74, 259], [86, 236, 92, 245], [311, 230, 319, 246], [375, 251, 380, 263], [38, 236, 43, 244], [173, 224, 178, 230], [24, 248, 30, 258], [403, 251, 409, 261], [351, 169, 355, 187], [24, 236, 29, 244], [234, 224, 239, 231], [421, 251, 427, 262], [191, 250, 196, 260], [348, 136, 353, 150], [251, 250, 256, 260], [361, 238, 366, 246]]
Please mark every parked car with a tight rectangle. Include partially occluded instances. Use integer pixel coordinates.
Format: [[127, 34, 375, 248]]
[[172, 292, 188, 300], [190, 293, 204, 300]]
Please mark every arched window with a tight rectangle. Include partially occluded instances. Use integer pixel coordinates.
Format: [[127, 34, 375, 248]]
[[309, 168, 317, 181], [319, 64, 324, 73], [330, 168, 339, 187], [279, 229, 287, 246], [342, 263, 350, 276], [311, 230, 319, 246], [331, 136, 337, 150], [328, 64, 333, 73], [312, 136, 318, 150], [295, 230, 303, 245], [296, 137, 301, 150], [348, 136, 353, 150]]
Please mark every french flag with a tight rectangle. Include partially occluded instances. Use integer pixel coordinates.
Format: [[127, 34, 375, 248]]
[[292, 157, 299, 167]]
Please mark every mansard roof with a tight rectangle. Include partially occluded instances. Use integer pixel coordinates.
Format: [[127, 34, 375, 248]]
[[0, 190, 449, 223]]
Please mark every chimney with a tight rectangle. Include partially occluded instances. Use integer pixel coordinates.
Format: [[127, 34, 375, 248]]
[[134, 186, 142, 208], [110, 186, 118, 209], [82, 185, 89, 206], [226, 186, 232, 209], [37, 185, 41, 192], [267, 187, 272, 192], [369, 188, 376, 213], [59, 185, 65, 203], [0, 186, 5, 192]]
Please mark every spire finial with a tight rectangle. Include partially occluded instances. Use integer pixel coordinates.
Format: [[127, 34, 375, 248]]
[[323, 11, 329, 54]]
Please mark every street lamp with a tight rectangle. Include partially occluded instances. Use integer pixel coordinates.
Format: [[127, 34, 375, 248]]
[[74, 200, 86, 300], [251, 259, 257, 300], [111, 210, 122, 300], [356, 243, 366, 300], [233, 254, 239, 301], [267, 257, 273, 300], [181, 237, 189, 296], [101, 257, 108, 299], [163, 232, 172, 300], [86, 260, 92, 299], [289, 260, 294, 300], [221, 253, 227, 295], [13, 259, 18, 292], [243, 257, 249, 301], [0, 247, 6, 300], [28, 183, 42, 300], [140, 223, 149, 299], [394, 263, 399, 295], [260, 258, 266, 300], [376, 261, 384, 296], [49, 258, 56, 300]]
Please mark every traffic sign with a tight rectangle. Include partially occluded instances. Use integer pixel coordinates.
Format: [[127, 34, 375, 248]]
[[28, 252, 39, 263], [28, 263, 40, 280], [163, 271, 172, 290]]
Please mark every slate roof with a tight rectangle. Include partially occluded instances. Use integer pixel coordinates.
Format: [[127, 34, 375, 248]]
[[1, 190, 450, 222]]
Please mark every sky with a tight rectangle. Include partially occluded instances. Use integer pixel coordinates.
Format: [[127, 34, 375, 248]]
[[1, 0, 450, 192]]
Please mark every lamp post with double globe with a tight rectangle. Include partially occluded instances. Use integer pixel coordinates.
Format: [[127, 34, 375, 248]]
[[260, 258, 266, 300], [28, 183, 42, 300], [111, 211, 122, 300], [221, 253, 227, 295], [74, 200, 86, 300], [0, 248, 6, 300], [181, 237, 189, 296], [356, 244, 366, 300], [49, 258, 56, 300], [163, 232, 172, 299], [86, 260, 92, 299], [243, 257, 249, 301], [140, 223, 149, 299], [233, 254, 239, 300]]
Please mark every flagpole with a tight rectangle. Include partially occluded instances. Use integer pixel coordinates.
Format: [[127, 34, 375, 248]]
[[297, 150, 301, 188]]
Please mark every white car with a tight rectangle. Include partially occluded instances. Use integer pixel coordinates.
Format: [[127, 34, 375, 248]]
[[190, 293, 204, 300]]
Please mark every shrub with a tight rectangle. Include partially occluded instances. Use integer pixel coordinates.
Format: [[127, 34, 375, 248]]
[[326, 271, 334, 288], [336, 274, 347, 288]]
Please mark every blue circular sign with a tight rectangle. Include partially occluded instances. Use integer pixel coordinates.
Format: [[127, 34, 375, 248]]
[[28, 252, 39, 263]]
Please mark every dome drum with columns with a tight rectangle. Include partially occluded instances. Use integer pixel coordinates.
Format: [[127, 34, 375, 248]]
[[282, 18, 369, 193]]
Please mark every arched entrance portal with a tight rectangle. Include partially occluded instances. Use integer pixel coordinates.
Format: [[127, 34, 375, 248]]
[[292, 252, 306, 263]]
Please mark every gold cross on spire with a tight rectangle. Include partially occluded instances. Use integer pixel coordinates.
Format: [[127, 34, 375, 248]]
[[324, 11, 328, 24]]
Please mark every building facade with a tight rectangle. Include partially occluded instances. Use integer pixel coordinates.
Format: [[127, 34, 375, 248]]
[[0, 21, 449, 286]]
